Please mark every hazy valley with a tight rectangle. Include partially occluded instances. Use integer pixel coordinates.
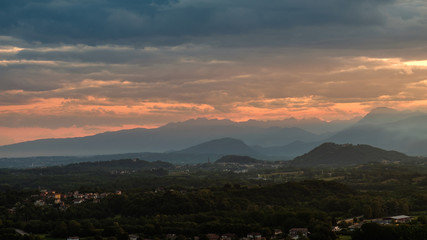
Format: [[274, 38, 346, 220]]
[[2, 107, 427, 168]]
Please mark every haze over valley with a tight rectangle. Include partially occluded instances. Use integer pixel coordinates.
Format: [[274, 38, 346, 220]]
[[1, 107, 427, 168]]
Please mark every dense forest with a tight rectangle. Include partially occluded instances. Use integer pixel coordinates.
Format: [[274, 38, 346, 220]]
[[1, 158, 427, 239]]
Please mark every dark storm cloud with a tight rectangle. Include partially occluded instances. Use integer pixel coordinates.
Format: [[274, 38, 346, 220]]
[[0, 66, 66, 91], [2, 0, 427, 138], [0, 0, 395, 47], [13, 45, 176, 65]]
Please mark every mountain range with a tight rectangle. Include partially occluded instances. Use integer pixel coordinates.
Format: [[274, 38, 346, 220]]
[[1, 107, 427, 160], [0, 119, 327, 157], [2, 140, 421, 169]]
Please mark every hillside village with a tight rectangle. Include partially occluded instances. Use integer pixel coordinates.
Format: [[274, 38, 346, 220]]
[[31, 189, 122, 208], [5, 184, 419, 240]]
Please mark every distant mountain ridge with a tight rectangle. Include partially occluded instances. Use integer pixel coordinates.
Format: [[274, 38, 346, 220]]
[[0, 137, 280, 168], [356, 107, 422, 126], [1, 107, 427, 159], [178, 137, 259, 156], [0, 118, 325, 157], [1, 141, 424, 168], [327, 108, 427, 156]]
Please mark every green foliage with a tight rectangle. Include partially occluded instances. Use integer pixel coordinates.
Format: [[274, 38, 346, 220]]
[[216, 155, 262, 164], [1, 159, 427, 239]]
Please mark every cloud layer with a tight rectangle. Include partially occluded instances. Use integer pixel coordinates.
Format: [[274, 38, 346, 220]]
[[1, 0, 427, 144]]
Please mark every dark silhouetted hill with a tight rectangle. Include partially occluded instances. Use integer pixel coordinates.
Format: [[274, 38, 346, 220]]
[[179, 137, 259, 155], [291, 143, 417, 166], [25, 158, 174, 175], [326, 108, 427, 156]]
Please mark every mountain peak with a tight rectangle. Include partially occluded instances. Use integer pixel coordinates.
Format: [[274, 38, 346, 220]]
[[357, 107, 411, 125], [368, 107, 400, 115], [179, 137, 259, 155]]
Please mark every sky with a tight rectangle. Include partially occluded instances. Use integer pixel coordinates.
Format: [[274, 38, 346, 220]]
[[1, 0, 427, 145]]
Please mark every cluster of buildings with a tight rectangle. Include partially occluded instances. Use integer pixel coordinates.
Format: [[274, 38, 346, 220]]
[[217, 162, 284, 175], [65, 230, 307, 240], [32, 189, 122, 208], [337, 215, 412, 231], [166, 228, 309, 240], [111, 169, 136, 175]]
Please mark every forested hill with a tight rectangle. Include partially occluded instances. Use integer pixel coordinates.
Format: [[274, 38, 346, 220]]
[[179, 137, 259, 156], [24, 158, 175, 175], [291, 143, 420, 166]]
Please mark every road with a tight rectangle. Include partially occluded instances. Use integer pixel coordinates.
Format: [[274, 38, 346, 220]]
[[15, 228, 29, 236]]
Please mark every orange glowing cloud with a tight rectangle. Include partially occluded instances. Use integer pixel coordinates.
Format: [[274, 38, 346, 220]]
[[0, 125, 157, 146], [2, 94, 427, 146], [230, 99, 367, 122]]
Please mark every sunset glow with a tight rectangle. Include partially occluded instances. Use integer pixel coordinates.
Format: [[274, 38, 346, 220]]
[[2, 0, 427, 145]]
